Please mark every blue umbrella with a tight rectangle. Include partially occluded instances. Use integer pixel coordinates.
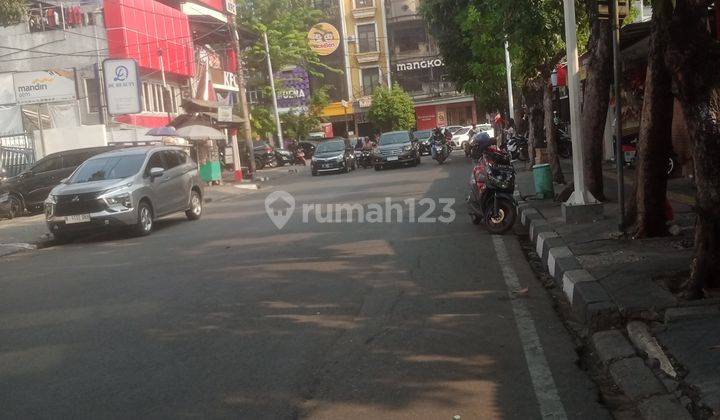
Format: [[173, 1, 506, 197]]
[[145, 126, 177, 136]]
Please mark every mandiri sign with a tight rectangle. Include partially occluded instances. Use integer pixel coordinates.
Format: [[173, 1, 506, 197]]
[[13, 70, 77, 105], [103, 58, 142, 116]]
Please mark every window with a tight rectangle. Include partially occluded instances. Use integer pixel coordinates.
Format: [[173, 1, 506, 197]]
[[361, 67, 380, 96], [145, 152, 166, 175], [162, 150, 181, 169], [355, 0, 373, 7], [85, 78, 100, 113], [142, 84, 151, 112], [357, 24, 377, 53], [31, 156, 62, 174], [175, 150, 188, 164], [62, 151, 95, 168]]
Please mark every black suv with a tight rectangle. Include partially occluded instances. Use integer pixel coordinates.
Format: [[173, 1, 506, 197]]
[[0, 146, 115, 217], [374, 131, 421, 170]]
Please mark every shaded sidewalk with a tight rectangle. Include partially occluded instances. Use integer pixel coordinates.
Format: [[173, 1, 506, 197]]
[[515, 159, 720, 417]]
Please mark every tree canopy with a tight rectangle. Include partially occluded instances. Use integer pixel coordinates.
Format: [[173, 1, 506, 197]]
[[236, 0, 333, 78], [368, 84, 416, 132], [281, 86, 330, 140], [0, 0, 25, 27]]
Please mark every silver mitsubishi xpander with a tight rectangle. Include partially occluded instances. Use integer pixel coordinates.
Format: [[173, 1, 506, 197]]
[[45, 146, 203, 240]]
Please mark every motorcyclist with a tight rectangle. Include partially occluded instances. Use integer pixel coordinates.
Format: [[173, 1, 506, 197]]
[[362, 136, 374, 150], [469, 131, 494, 161], [430, 127, 446, 159], [354, 137, 364, 151]]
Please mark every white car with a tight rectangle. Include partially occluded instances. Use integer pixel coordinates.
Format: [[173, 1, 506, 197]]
[[477, 123, 494, 138], [450, 126, 474, 149]]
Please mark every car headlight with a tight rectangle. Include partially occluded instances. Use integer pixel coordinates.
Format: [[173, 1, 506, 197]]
[[403, 145, 412, 152], [45, 194, 57, 205], [103, 192, 132, 208], [335, 155, 344, 162]]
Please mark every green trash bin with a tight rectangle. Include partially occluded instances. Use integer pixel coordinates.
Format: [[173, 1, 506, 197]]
[[533, 163, 553, 199]]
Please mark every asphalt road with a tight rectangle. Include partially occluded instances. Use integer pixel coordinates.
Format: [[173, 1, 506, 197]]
[[0, 154, 611, 419]]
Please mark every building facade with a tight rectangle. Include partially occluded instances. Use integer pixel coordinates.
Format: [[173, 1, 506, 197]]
[[385, 0, 476, 130], [0, 0, 243, 145]]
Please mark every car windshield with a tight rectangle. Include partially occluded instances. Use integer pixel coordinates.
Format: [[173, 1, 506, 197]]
[[69, 155, 145, 184], [478, 124, 492, 131], [414, 130, 431, 139], [455, 128, 470, 135], [379, 132, 410, 145], [316, 141, 345, 153]]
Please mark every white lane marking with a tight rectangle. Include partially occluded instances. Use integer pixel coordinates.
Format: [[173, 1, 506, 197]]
[[492, 235, 568, 419]]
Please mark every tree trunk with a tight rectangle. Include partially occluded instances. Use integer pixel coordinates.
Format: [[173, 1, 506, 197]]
[[630, 0, 674, 237], [582, 0, 612, 201], [543, 77, 564, 183], [665, 0, 720, 295], [524, 80, 544, 166]]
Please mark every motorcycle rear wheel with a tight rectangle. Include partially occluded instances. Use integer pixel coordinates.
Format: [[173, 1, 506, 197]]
[[484, 198, 516, 234]]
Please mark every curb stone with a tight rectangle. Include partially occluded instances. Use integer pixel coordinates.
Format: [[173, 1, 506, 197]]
[[591, 329, 636, 365], [663, 305, 720, 323], [529, 218, 552, 242], [609, 357, 666, 402], [536, 231, 561, 262], [637, 395, 693, 420], [547, 246, 573, 278]]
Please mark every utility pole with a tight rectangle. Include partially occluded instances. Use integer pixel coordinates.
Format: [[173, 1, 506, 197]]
[[263, 31, 283, 148], [610, 0, 625, 233], [504, 38, 514, 121], [561, 0, 599, 210], [229, 19, 255, 178]]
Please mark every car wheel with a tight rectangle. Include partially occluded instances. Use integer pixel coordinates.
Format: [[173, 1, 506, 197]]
[[185, 190, 202, 220], [374, 164, 382, 171], [7, 194, 23, 219], [134, 201, 154, 236]]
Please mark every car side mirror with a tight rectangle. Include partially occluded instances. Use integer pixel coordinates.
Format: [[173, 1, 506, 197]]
[[60, 177, 69, 184], [149, 167, 165, 179]]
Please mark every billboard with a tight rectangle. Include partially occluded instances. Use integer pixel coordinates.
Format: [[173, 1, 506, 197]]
[[308, 23, 340, 56], [276, 67, 310, 112], [13, 70, 77, 105], [103, 58, 142, 116]]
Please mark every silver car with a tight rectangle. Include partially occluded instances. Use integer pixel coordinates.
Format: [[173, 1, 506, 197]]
[[45, 146, 203, 240]]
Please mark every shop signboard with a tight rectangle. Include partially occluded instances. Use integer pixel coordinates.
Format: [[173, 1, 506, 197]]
[[13, 70, 76, 105], [308, 23, 340, 56], [218, 106, 233, 122], [275, 67, 310, 111], [103, 58, 142, 115]]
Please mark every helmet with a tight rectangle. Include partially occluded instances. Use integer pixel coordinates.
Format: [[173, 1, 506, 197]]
[[470, 132, 492, 159]]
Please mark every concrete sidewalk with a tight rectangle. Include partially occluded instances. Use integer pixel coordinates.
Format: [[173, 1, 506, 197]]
[[514, 159, 719, 418]]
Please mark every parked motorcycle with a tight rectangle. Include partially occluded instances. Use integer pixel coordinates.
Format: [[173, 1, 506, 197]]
[[467, 142, 517, 234], [506, 135, 529, 161], [620, 137, 678, 176], [557, 127, 572, 159]]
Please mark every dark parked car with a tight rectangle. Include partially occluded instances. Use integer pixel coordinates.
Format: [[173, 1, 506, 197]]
[[413, 129, 433, 156], [253, 141, 277, 169], [0, 146, 115, 218], [374, 131, 420, 170], [311, 140, 356, 176]]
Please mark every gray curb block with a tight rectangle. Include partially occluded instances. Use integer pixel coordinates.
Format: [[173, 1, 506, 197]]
[[590, 329, 693, 420], [518, 205, 620, 330]]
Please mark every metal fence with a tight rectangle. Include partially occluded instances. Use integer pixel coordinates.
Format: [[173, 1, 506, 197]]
[[0, 135, 34, 177]]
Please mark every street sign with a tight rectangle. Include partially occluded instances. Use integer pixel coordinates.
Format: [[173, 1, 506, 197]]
[[13, 70, 76, 105], [103, 58, 142, 116], [218, 106, 233, 122], [597, 0, 629, 19]]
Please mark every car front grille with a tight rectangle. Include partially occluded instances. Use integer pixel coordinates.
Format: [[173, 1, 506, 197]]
[[55, 192, 106, 216], [379, 148, 402, 157]]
